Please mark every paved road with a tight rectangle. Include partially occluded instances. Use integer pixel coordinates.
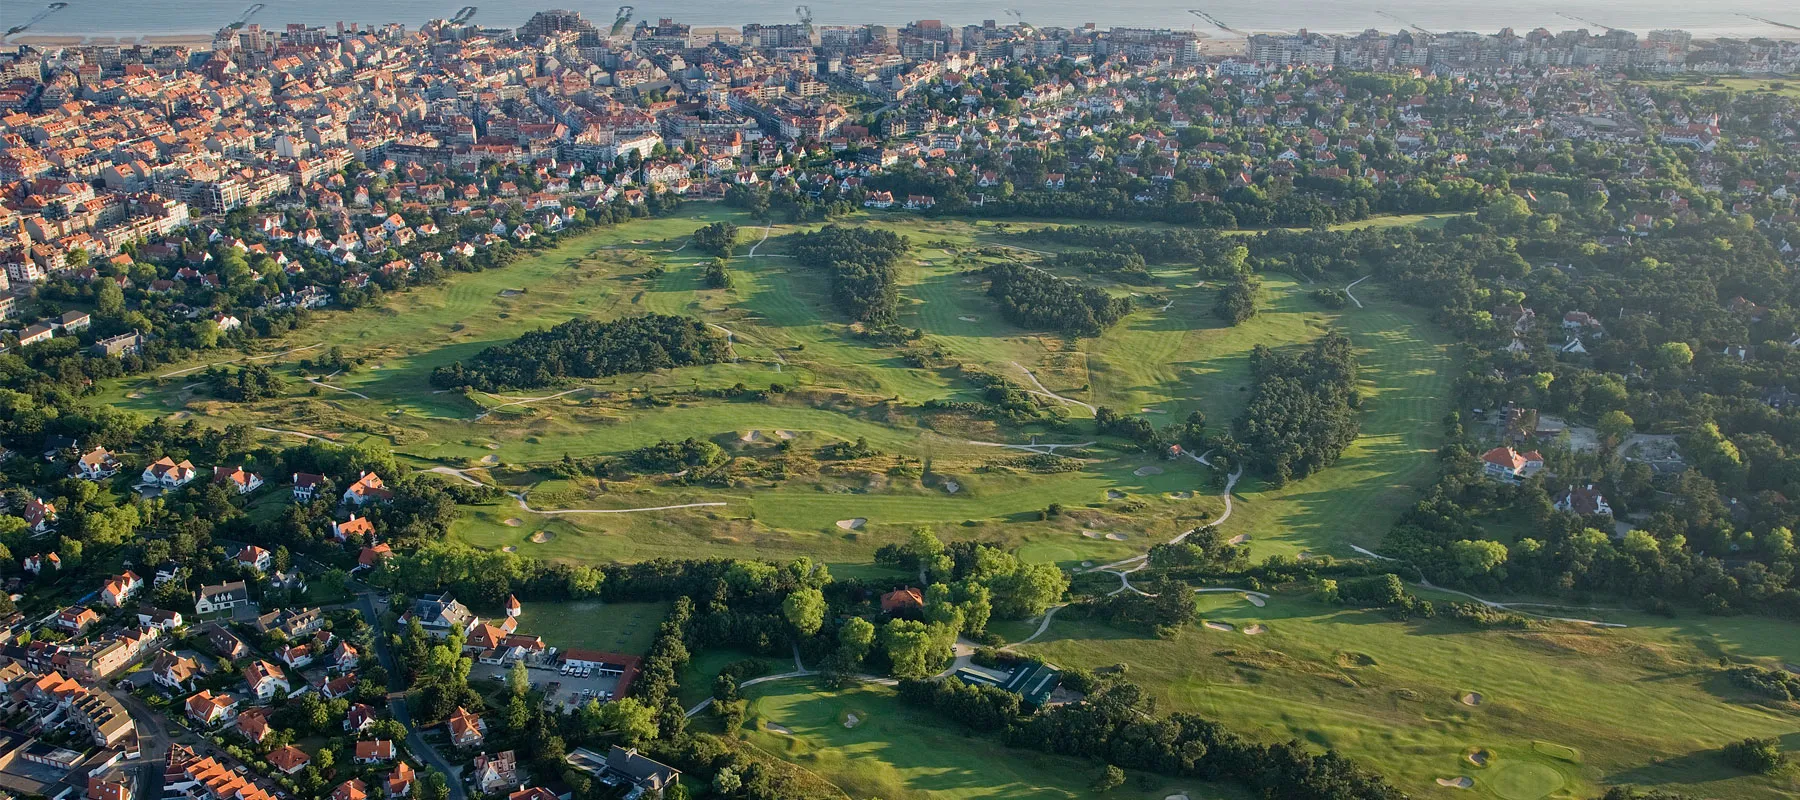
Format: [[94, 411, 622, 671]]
[[352, 590, 467, 800], [110, 689, 170, 800]]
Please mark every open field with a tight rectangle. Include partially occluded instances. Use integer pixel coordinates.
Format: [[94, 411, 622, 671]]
[[1016, 593, 1800, 800], [98, 208, 1447, 570], [510, 600, 668, 654], [736, 681, 1223, 800], [1631, 76, 1800, 99]]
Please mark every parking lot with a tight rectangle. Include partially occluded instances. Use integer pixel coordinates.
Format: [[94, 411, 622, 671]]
[[470, 661, 625, 709]]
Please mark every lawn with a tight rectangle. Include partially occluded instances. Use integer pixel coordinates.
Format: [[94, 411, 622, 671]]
[[1016, 592, 1800, 800], [510, 600, 668, 654], [736, 680, 1230, 800]]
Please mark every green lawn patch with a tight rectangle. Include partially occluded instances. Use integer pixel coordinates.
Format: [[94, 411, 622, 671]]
[[511, 600, 667, 654]]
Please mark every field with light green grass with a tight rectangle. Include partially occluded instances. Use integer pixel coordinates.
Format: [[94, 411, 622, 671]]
[[1015, 591, 1800, 800], [508, 600, 667, 654], [98, 205, 1800, 800], [731, 681, 1228, 800], [99, 207, 1448, 570]]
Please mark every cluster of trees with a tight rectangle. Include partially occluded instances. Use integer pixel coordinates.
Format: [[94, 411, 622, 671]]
[[788, 225, 911, 327], [1214, 275, 1260, 325], [1725, 665, 1800, 701], [1032, 226, 1247, 278], [206, 363, 288, 401], [981, 263, 1132, 336], [429, 313, 729, 391], [1229, 332, 1361, 485], [627, 437, 729, 472], [897, 676, 1405, 800], [1052, 250, 1153, 283], [693, 221, 740, 257]]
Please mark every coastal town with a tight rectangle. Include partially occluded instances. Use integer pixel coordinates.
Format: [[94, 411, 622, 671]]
[[0, 6, 1798, 800]]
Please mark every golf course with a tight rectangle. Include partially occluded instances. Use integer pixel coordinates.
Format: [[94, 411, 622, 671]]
[[95, 207, 1800, 800]]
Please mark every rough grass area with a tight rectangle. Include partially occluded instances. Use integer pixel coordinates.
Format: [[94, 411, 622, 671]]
[[98, 209, 1450, 572], [1017, 592, 1800, 800]]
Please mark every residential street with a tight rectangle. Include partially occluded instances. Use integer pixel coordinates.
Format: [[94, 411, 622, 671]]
[[352, 588, 467, 800]]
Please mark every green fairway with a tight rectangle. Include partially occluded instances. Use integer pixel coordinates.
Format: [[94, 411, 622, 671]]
[[1015, 592, 1800, 800], [511, 600, 668, 654], [100, 207, 1448, 570], [737, 680, 1221, 800]]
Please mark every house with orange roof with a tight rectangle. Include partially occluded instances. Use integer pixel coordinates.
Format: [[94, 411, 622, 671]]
[[355, 740, 396, 763], [332, 514, 376, 542], [234, 706, 271, 743], [141, 456, 197, 488], [235, 545, 271, 573], [1479, 446, 1544, 482], [100, 571, 143, 607], [269, 745, 311, 775], [213, 466, 263, 494], [186, 689, 237, 726], [332, 779, 369, 800], [447, 707, 486, 747], [243, 660, 290, 701], [342, 471, 394, 506], [386, 762, 415, 797]]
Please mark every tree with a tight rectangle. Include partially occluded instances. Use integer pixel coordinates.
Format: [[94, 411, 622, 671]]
[[882, 619, 939, 678], [507, 660, 530, 697], [1721, 737, 1785, 774], [712, 766, 742, 795], [838, 616, 875, 668], [1449, 539, 1508, 581], [1654, 341, 1693, 368], [415, 770, 449, 800], [1214, 274, 1259, 325], [1092, 765, 1126, 794], [599, 696, 658, 745], [1597, 410, 1635, 448], [782, 587, 827, 637]]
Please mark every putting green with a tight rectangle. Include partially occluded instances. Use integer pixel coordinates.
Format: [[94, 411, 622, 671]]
[[1017, 543, 1080, 565], [1490, 762, 1565, 800]]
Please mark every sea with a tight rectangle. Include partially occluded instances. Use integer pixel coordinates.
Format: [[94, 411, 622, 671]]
[[10, 0, 1800, 41]]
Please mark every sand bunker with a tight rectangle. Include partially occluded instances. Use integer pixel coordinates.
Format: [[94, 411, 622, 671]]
[[765, 723, 793, 735], [1228, 534, 1249, 545], [1104, 532, 1128, 541], [1203, 621, 1235, 632], [1460, 692, 1484, 707], [842, 713, 861, 729], [1106, 490, 1126, 500], [944, 480, 961, 494], [958, 315, 980, 322], [1082, 531, 1105, 539], [1435, 777, 1474, 789], [1243, 624, 1268, 635], [1139, 407, 1167, 414], [127, 391, 145, 399], [1164, 795, 1192, 800], [502, 546, 517, 553], [740, 430, 765, 442], [498, 289, 522, 297], [1171, 491, 1193, 499], [1245, 594, 1266, 607], [480, 454, 499, 465], [1133, 466, 1164, 476], [1467, 750, 1491, 767], [503, 518, 523, 527], [169, 411, 191, 420], [486, 443, 502, 450], [1081, 561, 1094, 568], [774, 430, 797, 439], [836, 518, 866, 531], [529, 531, 555, 543]]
